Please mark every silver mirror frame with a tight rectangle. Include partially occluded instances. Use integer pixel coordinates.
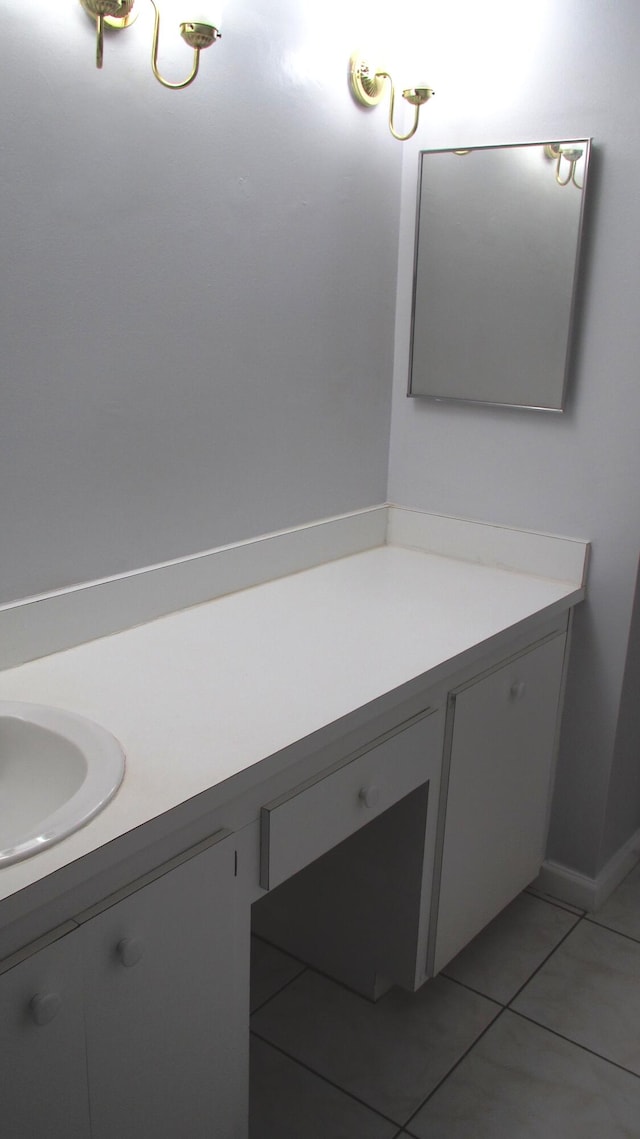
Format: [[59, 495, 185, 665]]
[[407, 139, 592, 412]]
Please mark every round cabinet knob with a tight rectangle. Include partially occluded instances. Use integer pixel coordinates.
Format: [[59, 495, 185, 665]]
[[509, 680, 526, 701], [29, 992, 62, 1027], [359, 784, 380, 809], [116, 936, 144, 968]]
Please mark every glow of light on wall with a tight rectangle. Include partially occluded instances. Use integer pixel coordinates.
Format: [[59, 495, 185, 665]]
[[402, 0, 556, 116], [281, 0, 399, 98], [282, 0, 555, 124]]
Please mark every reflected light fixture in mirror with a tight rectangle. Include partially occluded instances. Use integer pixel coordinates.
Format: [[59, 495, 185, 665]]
[[349, 52, 434, 141], [544, 143, 585, 188], [79, 0, 224, 89]]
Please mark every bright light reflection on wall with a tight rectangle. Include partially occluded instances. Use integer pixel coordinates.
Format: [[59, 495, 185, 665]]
[[282, 0, 400, 97], [284, 0, 554, 118], [400, 0, 556, 115], [15, 0, 555, 108]]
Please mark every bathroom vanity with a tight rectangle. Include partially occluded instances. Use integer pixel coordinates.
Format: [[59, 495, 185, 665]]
[[0, 508, 588, 1138]]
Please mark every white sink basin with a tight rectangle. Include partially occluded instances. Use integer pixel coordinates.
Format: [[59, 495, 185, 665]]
[[0, 701, 125, 867]]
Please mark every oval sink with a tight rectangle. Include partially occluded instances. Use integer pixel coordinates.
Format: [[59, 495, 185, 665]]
[[0, 701, 125, 867]]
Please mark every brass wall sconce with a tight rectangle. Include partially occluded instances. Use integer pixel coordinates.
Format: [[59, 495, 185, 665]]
[[79, 0, 222, 89], [544, 143, 584, 189], [349, 53, 434, 141]]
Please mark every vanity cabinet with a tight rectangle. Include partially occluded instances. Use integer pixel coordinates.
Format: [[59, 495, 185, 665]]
[[254, 626, 570, 996], [0, 829, 249, 1139], [431, 632, 568, 974], [0, 526, 587, 1139]]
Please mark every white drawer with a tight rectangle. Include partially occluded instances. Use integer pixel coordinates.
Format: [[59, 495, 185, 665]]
[[260, 707, 442, 890]]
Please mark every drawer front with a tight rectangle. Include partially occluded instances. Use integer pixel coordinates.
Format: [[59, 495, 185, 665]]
[[260, 708, 442, 890]]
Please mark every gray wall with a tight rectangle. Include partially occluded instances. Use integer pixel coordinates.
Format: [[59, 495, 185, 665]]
[[1, 0, 399, 603], [388, 0, 640, 879]]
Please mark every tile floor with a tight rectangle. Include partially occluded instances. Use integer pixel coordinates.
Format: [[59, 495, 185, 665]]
[[249, 862, 640, 1137]]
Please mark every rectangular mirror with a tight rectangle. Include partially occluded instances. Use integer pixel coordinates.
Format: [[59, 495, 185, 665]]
[[408, 140, 591, 411]]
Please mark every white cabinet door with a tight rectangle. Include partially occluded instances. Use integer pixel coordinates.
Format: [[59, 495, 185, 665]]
[[0, 931, 91, 1139], [433, 633, 567, 975], [81, 831, 248, 1139]]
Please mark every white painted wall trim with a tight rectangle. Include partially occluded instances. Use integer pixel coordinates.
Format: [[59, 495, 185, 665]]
[[535, 828, 640, 911], [386, 506, 590, 587]]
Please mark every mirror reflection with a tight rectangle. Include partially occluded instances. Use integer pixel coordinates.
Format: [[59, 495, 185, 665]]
[[408, 140, 591, 411]]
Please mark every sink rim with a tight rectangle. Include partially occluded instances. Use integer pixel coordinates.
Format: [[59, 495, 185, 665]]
[[0, 700, 126, 868]]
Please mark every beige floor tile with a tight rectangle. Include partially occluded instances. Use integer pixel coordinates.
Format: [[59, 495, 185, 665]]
[[405, 1011, 640, 1139], [588, 862, 640, 942], [250, 936, 306, 1013], [512, 920, 640, 1074], [443, 892, 579, 1004], [251, 969, 499, 1126], [250, 1036, 398, 1138]]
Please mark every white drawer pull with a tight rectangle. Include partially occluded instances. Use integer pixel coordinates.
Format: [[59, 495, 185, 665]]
[[358, 785, 380, 809], [509, 680, 526, 701], [30, 992, 62, 1026], [117, 937, 145, 968]]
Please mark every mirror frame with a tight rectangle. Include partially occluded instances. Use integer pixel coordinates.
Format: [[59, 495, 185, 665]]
[[407, 139, 592, 412]]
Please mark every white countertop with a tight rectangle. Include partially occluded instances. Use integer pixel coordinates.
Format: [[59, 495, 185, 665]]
[[0, 544, 583, 904]]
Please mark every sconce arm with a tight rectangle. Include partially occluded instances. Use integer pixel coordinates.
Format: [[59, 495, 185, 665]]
[[149, 0, 201, 90], [348, 56, 433, 143], [96, 13, 105, 69], [376, 71, 421, 142], [554, 154, 573, 187], [544, 144, 584, 190]]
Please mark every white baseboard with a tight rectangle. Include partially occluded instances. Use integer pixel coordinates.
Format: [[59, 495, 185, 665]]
[[535, 828, 640, 912]]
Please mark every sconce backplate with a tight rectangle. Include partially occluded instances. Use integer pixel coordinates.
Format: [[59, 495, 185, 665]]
[[105, 9, 138, 29], [79, 0, 138, 29], [349, 53, 385, 107]]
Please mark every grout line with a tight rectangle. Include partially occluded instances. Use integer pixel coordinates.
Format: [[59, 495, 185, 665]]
[[400, 915, 588, 1131], [249, 1029, 405, 1130], [505, 911, 585, 1007], [524, 886, 586, 917], [399, 996, 506, 1131], [250, 966, 308, 1016], [250, 934, 309, 1015], [440, 970, 508, 1006], [250, 933, 381, 1007], [583, 914, 640, 946], [509, 1008, 640, 1081]]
